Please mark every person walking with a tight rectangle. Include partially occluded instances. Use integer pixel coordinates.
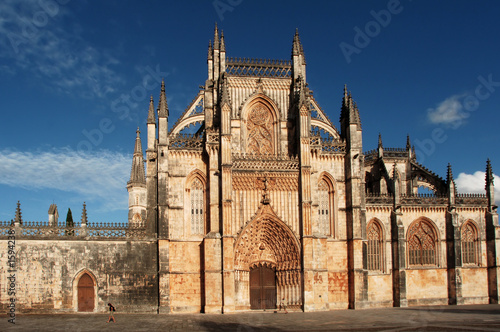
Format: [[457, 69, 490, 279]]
[[107, 303, 116, 323], [280, 298, 288, 314]]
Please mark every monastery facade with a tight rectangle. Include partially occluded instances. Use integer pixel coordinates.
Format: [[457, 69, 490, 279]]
[[0, 27, 499, 313]]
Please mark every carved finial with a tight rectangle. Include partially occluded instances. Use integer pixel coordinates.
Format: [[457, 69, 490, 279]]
[[221, 75, 231, 106], [147, 95, 155, 124], [214, 23, 219, 49], [220, 30, 225, 52], [81, 202, 87, 225], [486, 159, 496, 211], [130, 125, 146, 184], [15, 200, 22, 225], [207, 40, 213, 60], [392, 163, 399, 180], [158, 79, 168, 118], [377, 133, 384, 158], [447, 163, 454, 183], [292, 28, 300, 55], [447, 163, 457, 205], [486, 159, 494, 187]]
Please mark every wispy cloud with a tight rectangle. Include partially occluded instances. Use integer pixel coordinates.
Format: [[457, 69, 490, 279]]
[[0, 0, 123, 98], [0, 148, 131, 212], [427, 94, 469, 127], [456, 171, 500, 204]]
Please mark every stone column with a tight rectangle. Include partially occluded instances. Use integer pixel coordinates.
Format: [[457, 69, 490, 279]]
[[203, 143, 223, 313], [486, 209, 500, 303], [446, 208, 463, 305], [391, 209, 407, 307]]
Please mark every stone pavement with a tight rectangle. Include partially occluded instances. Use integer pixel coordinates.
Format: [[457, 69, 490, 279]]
[[3, 304, 500, 331]]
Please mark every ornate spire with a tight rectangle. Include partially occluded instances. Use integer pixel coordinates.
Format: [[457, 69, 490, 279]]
[[81, 202, 88, 225], [158, 80, 168, 118], [129, 128, 146, 185], [378, 133, 383, 149], [406, 135, 411, 150], [147, 95, 156, 124], [213, 23, 219, 49], [220, 31, 225, 52]]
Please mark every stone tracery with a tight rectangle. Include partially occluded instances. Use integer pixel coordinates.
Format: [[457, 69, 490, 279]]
[[407, 219, 438, 266], [247, 103, 274, 155]]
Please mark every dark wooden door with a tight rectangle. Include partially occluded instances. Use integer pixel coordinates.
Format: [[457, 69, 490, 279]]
[[250, 266, 276, 309], [78, 273, 94, 312]]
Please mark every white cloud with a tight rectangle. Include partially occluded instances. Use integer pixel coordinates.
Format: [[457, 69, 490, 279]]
[[455, 171, 500, 204], [427, 94, 469, 127], [0, 148, 131, 212], [0, 0, 124, 98]]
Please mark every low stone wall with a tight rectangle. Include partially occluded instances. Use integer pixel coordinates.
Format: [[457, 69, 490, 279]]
[[0, 239, 158, 313]]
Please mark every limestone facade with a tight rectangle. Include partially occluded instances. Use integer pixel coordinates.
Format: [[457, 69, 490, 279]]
[[0, 27, 498, 313]]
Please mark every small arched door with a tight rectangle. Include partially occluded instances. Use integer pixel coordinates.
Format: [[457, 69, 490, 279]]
[[77, 273, 95, 312], [250, 265, 276, 309]]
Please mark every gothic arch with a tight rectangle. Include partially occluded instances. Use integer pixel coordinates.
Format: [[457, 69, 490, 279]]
[[317, 172, 337, 237], [241, 95, 280, 155], [367, 219, 384, 272], [233, 205, 302, 309], [184, 169, 207, 236], [461, 220, 480, 265], [234, 205, 300, 271], [406, 217, 440, 267], [72, 269, 98, 312]]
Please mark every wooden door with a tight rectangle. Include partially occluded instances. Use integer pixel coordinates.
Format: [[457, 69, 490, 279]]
[[250, 265, 276, 309], [78, 273, 94, 312]]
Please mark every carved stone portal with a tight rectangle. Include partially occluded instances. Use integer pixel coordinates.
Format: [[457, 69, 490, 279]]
[[234, 205, 302, 309]]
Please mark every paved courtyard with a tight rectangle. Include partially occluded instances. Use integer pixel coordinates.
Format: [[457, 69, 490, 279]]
[[3, 304, 500, 331]]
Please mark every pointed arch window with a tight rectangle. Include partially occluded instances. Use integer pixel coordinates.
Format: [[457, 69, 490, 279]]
[[318, 178, 334, 236], [461, 221, 478, 265], [367, 220, 383, 271], [190, 178, 204, 235], [408, 220, 438, 266]]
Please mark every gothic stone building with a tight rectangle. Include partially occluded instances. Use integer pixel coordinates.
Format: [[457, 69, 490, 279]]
[[1, 27, 499, 313]]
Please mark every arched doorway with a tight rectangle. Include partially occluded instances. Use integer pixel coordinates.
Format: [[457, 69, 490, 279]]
[[77, 273, 95, 312], [234, 205, 302, 310], [250, 264, 276, 309]]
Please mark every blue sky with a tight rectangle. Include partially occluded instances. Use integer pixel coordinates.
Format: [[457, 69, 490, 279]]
[[0, 0, 499, 223]]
